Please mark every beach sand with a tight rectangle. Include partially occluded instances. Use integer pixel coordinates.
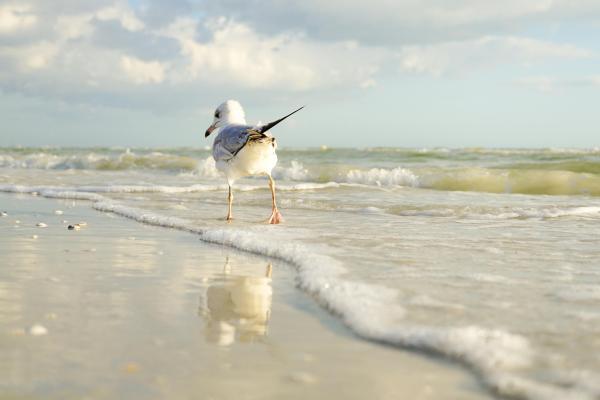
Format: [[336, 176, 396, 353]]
[[1, 193, 488, 399]]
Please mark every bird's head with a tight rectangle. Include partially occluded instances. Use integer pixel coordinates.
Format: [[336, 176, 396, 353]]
[[205, 100, 246, 137]]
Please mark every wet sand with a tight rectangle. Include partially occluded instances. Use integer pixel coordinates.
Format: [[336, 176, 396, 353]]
[[0, 193, 489, 399]]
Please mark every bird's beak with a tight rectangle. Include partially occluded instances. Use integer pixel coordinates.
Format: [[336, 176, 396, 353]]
[[205, 123, 216, 138]]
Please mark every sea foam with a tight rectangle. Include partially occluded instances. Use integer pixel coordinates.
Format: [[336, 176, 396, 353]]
[[345, 167, 420, 187]]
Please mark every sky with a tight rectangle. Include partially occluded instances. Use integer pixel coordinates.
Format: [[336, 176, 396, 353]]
[[1, 0, 599, 148]]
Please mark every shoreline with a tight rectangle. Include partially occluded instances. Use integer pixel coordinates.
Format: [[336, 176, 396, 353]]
[[1, 192, 487, 399]]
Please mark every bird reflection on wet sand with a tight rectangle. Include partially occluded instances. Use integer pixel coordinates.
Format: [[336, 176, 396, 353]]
[[198, 258, 273, 346]]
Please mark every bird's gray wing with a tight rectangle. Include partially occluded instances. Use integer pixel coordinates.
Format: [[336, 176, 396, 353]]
[[213, 124, 268, 162], [213, 125, 251, 162]]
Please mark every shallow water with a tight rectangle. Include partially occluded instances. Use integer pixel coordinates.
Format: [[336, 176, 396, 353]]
[[0, 194, 486, 400], [2, 146, 600, 399]]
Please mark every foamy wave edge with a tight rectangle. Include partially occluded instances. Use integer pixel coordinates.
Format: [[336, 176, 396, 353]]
[[0, 182, 341, 194], [1, 185, 596, 400]]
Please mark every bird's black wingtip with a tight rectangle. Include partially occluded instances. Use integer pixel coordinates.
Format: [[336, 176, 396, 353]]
[[258, 106, 305, 134]]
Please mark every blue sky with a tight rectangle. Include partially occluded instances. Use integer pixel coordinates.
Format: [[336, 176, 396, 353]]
[[1, 0, 599, 148]]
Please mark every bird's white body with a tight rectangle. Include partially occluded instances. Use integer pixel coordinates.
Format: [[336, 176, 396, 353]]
[[214, 126, 278, 185]]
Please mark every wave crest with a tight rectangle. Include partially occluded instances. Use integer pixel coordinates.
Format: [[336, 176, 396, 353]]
[[0, 150, 201, 172], [345, 167, 420, 187]]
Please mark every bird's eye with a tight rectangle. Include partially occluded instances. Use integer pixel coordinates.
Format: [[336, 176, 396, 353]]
[[214, 110, 220, 118]]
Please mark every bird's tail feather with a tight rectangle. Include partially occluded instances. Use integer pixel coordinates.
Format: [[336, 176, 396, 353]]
[[257, 106, 304, 134]]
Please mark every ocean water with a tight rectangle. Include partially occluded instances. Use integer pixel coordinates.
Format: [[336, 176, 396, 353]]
[[1, 146, 600, 399]]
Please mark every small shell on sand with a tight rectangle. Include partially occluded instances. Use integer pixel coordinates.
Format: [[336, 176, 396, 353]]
[[1, 211, 7, 217], [15, 220, 20, 224], [29, 324, 48, 336], [31, 234, 38, 239], [54, 210, 64, 215], [36, 222, 48, 228], [286, 371, 317, 385], [300, 353, 316, 362], [77, 221, 88, 226], [123, 362, 140, 374], [67, 224, 81, 231], [45, 313, 58, 320]]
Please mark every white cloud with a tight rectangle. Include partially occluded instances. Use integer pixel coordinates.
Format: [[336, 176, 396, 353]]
[[359, 78, 377, 89], [0, 0, 596, 110], [516, 75, 600, 92], [200, 0, 600, 45], [54, 14, 95, 40], [120, 55, 166, 84], [95, 4, 144, 32], [0, 5, 385, 108], [423, 0, 556, 25], [160, 17, 383, 91], [0, 40, 58, 70], [514, 76, 558, 92], [397, 36, 591, 77], [0, 4, 37, 34], [52, 4, 143, 41]]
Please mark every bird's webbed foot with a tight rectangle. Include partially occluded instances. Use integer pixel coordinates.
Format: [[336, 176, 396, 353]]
[[268, 209, 283, 224]]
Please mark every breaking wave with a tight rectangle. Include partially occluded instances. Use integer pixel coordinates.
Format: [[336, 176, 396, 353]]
[[386, 205, 600, 220], [0, 150, 201, 172], [420, 168, 600, 196], [335, 166, 600, 196], [2, 147, 600, 196], [342, 166, 600, 196]]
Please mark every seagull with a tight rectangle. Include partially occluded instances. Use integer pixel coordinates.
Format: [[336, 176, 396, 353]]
[[205, 100, 304, 224]]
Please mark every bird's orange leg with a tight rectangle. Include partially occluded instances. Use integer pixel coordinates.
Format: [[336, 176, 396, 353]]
[[226, 185, 233, 222], [267, 175, 283, 224]]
